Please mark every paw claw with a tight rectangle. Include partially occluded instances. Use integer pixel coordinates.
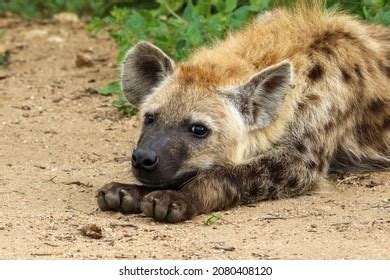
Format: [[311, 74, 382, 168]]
[[97, 182, 144, 214], [140, 190, 192, 223], [105, 191, 121, 209], [97, 193, 111, 212]]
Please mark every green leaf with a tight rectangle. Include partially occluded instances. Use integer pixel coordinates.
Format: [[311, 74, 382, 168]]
[[182, 0, 195, 21], [362, 6, 372, 20], [228, 5, 251, 28], [97, 82, 121, 96], [158, 0, 185, 12], [212, 0, 226, 13], [112, 92, 138, 116], [86, 17, 106, 32], [249, 0, 270, 12], [373, 10, 390, 25], [206, 15, 225, 36], [110, 7, 129, 24], [225, 0, 238, 13], [124, 11, 146, 38], [204, 212, 223, 226], [195, 0, 212, 16]]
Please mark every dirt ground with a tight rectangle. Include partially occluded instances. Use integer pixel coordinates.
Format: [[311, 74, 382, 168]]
[[0, 15, 389, 260]]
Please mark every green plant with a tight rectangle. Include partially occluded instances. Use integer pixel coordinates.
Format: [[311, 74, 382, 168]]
[[0, 30, 10, 66], [88, 0, 271, 62], [88, 1, 389, 62], [0, 50, 11, 66], [97, 82, 138, 116], [327, 0, 390, 25], [204, 212, 224, 225]]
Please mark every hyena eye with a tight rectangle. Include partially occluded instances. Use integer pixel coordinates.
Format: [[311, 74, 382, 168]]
[[144, 113, 155, 125], [190, 124, 209, 138]]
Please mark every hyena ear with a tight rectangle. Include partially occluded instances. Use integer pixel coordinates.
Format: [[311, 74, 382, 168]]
[[121, 41, 174, 106], [226, 60, 293, 129]]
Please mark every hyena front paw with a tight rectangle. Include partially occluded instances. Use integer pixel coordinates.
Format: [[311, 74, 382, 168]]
[[97, 182, 145, 214], [140, 190, 194, 223]]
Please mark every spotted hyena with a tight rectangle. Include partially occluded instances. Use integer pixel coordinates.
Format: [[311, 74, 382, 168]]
[[97, 3, 389, 223]]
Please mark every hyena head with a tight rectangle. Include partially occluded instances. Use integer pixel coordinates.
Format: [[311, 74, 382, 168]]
[[121, 42, 293, 188]]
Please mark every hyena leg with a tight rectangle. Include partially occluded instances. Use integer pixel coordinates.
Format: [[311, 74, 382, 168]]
[[140, 144, 326, 223], [97, 182, 153, 214]]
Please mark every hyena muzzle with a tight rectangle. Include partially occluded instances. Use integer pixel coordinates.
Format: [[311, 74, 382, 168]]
[[97, 3, 389, 223]]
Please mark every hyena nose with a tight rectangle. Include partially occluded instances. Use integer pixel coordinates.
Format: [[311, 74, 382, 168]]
[[131, 148, 159, 171]]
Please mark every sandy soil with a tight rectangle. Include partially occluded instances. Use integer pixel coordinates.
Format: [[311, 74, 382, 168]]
[[0, 16, 389, 260]]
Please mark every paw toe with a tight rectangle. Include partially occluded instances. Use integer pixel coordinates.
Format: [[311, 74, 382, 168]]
[[97, 192, 111, 211], [166, 202, 185, 223], [140, 191, 190, 223], [97, 182, 144, 213], [120, 190, 141, 213], [154, 201, 169, 221], [104, 190, 121, 210], [140, 197, 155, 218]]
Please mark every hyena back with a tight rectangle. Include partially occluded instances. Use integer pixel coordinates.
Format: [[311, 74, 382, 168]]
[[97, 3, 389, 223]]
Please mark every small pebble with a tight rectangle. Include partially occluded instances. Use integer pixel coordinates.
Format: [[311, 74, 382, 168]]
[[80, 224, 102, 239]]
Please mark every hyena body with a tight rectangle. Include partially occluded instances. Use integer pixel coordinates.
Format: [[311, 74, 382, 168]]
[[98, 4, 390, 223]]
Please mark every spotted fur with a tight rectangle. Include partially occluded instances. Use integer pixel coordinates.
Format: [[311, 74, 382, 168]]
[[98, 1, 389, 223]]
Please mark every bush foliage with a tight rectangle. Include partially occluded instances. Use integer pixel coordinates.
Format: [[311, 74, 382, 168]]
[[0, 0, 111, 18], [87, 0, 389, 62]]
